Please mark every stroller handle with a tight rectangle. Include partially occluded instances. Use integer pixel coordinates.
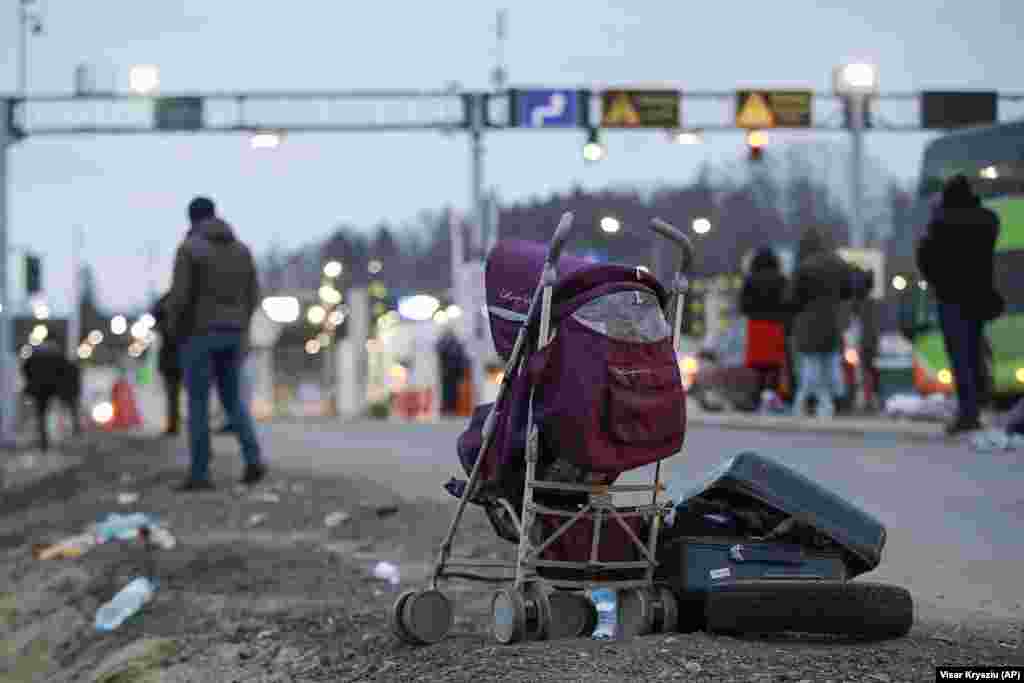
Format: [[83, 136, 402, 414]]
[[650, 218, 695, 272], [546, 212, 575, 265]]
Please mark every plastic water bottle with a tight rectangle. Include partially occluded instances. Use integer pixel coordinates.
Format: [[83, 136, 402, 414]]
[[589, 588, 618, 640], [95, 577, 156, 632]]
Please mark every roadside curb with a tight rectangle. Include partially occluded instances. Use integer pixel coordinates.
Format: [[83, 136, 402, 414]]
[[686, 412, 946, 442]]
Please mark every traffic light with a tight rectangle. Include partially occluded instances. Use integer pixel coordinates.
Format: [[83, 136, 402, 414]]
[[25, 254, 42, 295], [746, 130, 767, 162]]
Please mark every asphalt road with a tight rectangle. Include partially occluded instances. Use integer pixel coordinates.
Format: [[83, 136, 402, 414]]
[[229, 418, 1024, 627]]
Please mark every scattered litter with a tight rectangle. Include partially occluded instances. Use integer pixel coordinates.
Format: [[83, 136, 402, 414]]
[[250, 492, 281, 504], [257, 630, 276, 640], [117, 492, 140, 505], [95, 513, 176, 549], [324, 511, 352, 528], [375, 505, 399, 518], [971, 430, 1024, 453], [931, 634, 957, 644], [120, 473, 134, 484], [685, 661, 702, 674], [147, 526, 177, 550], [95, 576, 157, 632], [247, 513, 268, 527], [372, 561, 401, 585], [884, 393, 956, 422], [32, 532, 96, 560], [96, 513, 158, 543]]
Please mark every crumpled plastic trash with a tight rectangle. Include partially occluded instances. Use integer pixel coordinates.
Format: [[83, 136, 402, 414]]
[[372, 561, 400, 585], [247, 513, 268, 527], [95, 513, 176, 549], [32, 532, 97, 560], [970, 430, 1024, 453], [250, 491, 281, 504], [324, 511, 351, 528], [117, 492, 140, 505], [884, 393, 956, 422]]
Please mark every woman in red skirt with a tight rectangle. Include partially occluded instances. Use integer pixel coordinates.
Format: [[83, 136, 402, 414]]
[[740, 247, 793, 407]]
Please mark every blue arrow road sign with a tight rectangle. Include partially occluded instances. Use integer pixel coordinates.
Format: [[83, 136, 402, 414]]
[[517, 89, 579, 127]]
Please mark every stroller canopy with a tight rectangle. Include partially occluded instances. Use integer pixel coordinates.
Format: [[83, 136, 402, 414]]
[[485, 240, 671, 361]]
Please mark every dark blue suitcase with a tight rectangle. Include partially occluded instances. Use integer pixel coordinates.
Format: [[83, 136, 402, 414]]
[[655, 451, 888, 630]]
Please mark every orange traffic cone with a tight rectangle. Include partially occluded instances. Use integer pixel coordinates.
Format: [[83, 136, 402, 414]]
[[105, 378, 143, 430]]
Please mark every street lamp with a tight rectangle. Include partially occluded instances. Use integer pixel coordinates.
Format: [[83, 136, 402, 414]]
[[600, 216, 621, 234], [111, 315, 128, 335], [367, 259, 383, 275], [261, 296, 300, 324], [323, 261, 343, 278], [834, 61, 879, 250], [128, 65, 160, 95], [583, 128, 605, 163], [307, 305, 326, 325], [692, 217, 712, 235], [673, 129, 703, 145], [892, 275, 908, 291], [250, 131, 282, 150], [318, 284, 342, 306]]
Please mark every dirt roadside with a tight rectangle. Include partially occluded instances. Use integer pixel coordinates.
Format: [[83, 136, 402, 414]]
[[1, 433, 1021, 683]]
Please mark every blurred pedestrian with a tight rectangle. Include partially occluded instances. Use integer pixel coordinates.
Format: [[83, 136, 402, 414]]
[[152, 293, 183, 436], [917, 175, 1003, 435], [216, 356, 255, 434], [164, 196, 266, 491], [22, 340, 81, 451], [789, 229, 853, 419], [739, 246, 792, 410], [436, 327, 468, 417], [850, 268, 880, 413]]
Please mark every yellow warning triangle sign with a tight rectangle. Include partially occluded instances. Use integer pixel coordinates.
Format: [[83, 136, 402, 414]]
[[737, 92, 775, 128], [604, 93, 642, 126]]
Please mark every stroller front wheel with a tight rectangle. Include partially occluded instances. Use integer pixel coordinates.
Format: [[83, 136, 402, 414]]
[[393, 589, 453, 645], [492, 588, 528, 644]]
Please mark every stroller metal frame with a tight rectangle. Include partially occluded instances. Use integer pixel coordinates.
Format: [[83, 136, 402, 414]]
[[391, 214, 695, 645]]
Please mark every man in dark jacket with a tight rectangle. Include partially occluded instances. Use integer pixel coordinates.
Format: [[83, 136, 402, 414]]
[[152, 293, 183, 436], [789, 229, 853, 418], [917, 175, 1002, 435], [22, 340, 81, 451], [164, 196, 266, 491]]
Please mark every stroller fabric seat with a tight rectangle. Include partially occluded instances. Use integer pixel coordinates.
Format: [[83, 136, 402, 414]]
[[452, 240, 687, 567]]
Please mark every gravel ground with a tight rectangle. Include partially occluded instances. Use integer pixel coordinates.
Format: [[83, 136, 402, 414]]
[[1, 432, 1021, 682]]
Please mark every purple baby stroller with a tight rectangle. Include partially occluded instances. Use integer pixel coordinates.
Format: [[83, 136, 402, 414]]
[[391, 213, 696, 645]]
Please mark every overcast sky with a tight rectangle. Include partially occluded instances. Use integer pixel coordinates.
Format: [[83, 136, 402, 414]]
[[3, 0, 1022, 313]]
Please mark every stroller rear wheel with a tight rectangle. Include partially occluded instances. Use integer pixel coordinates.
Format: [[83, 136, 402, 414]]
[[619, 586, 680, 637], [492, 582, 551, 644], [547, 591, 598, 640], [393, 589, 453, 645]]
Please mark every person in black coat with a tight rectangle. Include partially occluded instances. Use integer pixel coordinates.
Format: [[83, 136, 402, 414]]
[[22, 341, 81, 451], [436, 328, 468, 416], [153, 293, 183, 436], [739, 247, 793, 405], [917, 175, 1003, 435]]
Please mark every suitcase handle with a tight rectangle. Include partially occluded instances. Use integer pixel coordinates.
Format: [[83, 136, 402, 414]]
[[729, 543, 805, 565]]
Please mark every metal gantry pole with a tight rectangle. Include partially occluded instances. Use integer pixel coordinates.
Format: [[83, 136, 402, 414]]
[[1, 101, 16, 448], [469, 94, 488, 405], [849, 94, 867, 249]]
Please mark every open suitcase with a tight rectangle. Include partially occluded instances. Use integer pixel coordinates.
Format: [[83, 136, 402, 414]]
[[656, 452, 913, 638]]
